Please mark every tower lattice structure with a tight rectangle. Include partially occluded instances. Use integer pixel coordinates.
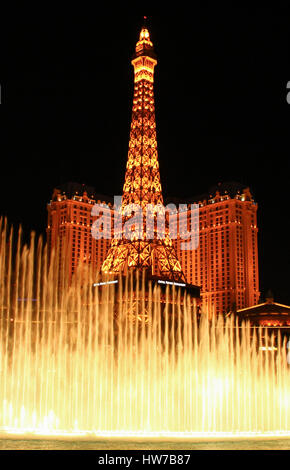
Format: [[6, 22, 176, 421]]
[[102, 24, 185, 282]]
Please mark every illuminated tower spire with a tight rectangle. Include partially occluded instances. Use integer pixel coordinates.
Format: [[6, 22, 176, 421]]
[[102, 22, 185, 281]]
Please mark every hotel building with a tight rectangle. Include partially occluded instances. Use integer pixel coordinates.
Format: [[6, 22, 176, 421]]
[[171, 182, 259, 314], [47, 182, 113, 279], [47, 181, 259, 314]]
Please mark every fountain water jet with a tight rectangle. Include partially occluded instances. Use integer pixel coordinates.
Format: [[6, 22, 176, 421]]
[[0, 220, 289, 438]]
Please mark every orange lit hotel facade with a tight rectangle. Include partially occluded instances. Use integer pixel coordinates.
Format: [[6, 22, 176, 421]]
[[172, 183, 259, 314], [47, 183, 113, 279], [47, 182, 259, 315]]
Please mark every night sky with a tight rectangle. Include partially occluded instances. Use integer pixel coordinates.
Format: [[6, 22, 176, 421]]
[[1, 8, 290, 303]]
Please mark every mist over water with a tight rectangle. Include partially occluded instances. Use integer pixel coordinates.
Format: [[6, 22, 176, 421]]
[[0, 219, 289, 438]]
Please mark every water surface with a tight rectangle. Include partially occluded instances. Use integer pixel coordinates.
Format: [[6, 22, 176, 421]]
[[0, 437, 289, 450]]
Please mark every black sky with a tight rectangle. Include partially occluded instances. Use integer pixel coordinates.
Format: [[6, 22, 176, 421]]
[[1, 8, 290, 303]]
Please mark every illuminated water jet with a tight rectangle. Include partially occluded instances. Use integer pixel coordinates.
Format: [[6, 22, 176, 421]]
[[0, 220, 289, 437]]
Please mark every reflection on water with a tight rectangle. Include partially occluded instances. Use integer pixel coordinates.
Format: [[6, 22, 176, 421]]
[[0, 438, 290, 450]]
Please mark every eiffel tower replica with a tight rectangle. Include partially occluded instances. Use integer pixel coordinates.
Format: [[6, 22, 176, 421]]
[[99, 21, 200, 315]]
